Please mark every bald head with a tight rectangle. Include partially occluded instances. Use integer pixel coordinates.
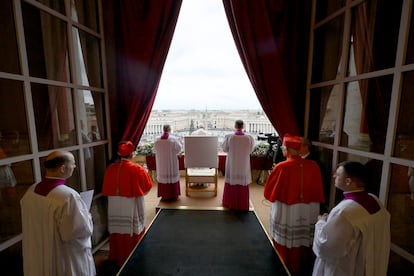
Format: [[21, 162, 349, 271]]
[[44, 151, 76, 179]]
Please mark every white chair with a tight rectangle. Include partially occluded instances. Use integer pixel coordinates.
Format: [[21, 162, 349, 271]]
[[184, 136, 219, 197]]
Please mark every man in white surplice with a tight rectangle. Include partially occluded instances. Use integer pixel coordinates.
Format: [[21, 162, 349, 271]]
[[154, 124, 182, 200], [221, 119, 255, 210], [20, 151, 95, 276], [312, 161, 390, 276]]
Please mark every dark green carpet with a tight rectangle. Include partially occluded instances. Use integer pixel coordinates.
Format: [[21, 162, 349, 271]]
[[118, 209, 289, 276]]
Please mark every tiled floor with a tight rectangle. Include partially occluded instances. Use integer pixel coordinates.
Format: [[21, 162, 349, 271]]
[[94, 172, 272, 275]]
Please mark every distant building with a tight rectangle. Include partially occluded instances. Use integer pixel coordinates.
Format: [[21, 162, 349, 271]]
[[140, 109, 277, 144]]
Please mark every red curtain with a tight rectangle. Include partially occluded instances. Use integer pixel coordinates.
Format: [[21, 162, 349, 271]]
[[114, 0, 182, 145], [352, 1, 393, 150], [352, 3, 372, 134], [222, 0, 310, 138], [112, 0, 309, 145]]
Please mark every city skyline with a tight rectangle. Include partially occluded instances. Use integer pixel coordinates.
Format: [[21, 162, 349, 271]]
[[139, 109, 277, 145]]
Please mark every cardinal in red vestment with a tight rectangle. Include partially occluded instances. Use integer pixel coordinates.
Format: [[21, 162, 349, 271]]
[[264, 134, 325, 276], [102, 141, 153, 267]]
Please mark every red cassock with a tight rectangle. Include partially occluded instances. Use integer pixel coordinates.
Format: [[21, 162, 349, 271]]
[[264, 156, 325, 204], [102, 160, 153, 197], [102, 159, 153, 266], [264, 156, 325, 276]]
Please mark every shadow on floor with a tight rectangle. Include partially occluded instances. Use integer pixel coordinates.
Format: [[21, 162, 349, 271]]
[[94, 250, 119, 276], [96, 259, 120, 276]]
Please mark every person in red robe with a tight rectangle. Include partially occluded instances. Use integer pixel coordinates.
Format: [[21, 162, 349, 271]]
[[264, 134, 325, 276], [102, 141, 153, 267]]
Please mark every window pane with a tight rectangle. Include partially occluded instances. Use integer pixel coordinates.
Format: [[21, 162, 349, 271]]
[[342, 76, 392, 153], [337, 153, 370, 168], [313, 146, 333, 211], [0, 160, 34, 243], [394, 71, 414, 160], [388, 164, 414, 256], [406, 6, 414, 64], [85, 144, 108, 192], [388, 251, 414, 275], [91, 196, 108, 247], [0, 0, 20, 74], [31, 83, 76, 151], [0, 79, 31, 157], [0, 241, 23, 275], [312, 15, 344, 83], [72, 0, 100, 32], [348, 1, 402, 76], [315, 0, 345, 23], [78, 90, 106, 142], [72, 28, 103, 87], [22, 2, 71, 82], [35, 0, 66, 15], [364, 158, 383, 197], [309, 85, 340, 144]]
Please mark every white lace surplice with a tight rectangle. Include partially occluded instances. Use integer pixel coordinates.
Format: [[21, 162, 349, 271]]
[[107, 196, 145, 235], [270, 201, 320, 248]]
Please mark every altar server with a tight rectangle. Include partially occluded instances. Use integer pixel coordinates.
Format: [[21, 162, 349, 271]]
[[154, 124, 182, 200], [312, 161, 390, 276], [221, 119, 255, 210], [21, 150, 95, 276]]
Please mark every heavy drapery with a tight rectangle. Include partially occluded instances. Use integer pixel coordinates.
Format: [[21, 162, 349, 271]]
[[222, 0, 311, 138], [352, 1, 393, 151], [114, 0, 182, 145], [112, 0, 310, 145]]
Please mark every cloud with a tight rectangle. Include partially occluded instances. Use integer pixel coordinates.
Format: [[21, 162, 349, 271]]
[[153, 0, 261, 111]]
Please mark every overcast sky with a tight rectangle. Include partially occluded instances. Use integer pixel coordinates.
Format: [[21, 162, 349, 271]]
[[152, 1, 262, 111]]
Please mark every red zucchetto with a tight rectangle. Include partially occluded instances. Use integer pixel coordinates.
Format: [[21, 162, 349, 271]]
[[282, 134, 302, 151], [118, 141, 135, 157]]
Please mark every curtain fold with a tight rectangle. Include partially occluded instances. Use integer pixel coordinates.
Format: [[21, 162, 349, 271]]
[[73, 2, 105, 142], [113, 0, 309, 145], [353, 3, 373, 134], [114, 0, 182, 145], [352, 1, 389, 149], [222, 0, 310, 138], [40, 0, 70, 147]]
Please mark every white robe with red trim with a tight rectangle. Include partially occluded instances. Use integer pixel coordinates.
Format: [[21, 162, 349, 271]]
[[154, 135, 182, 184]]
